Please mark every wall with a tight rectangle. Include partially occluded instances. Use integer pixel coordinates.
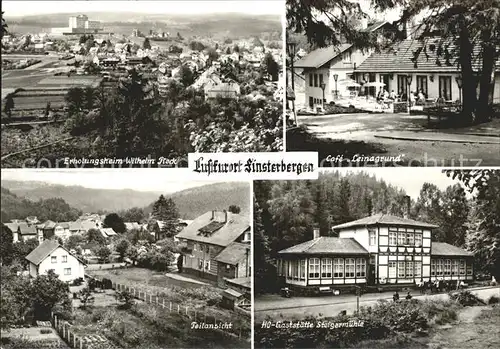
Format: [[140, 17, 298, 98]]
[[339, 227, 369, 251], [38, 247, 85, 282], [183, 241, 222, 276]]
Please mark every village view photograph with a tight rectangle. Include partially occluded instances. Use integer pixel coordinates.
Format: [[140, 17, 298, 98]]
[[0, 170, 251, 348], [286, 0, 500, 166], [254, 168, 500, 348], [1, 0, 284, 168]]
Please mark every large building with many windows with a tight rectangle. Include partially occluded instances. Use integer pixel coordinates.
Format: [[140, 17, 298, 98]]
[[277, 213, 473, 294]]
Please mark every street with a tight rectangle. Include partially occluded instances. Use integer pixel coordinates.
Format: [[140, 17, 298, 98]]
[[290, 112, 500, 166], [255, 286, 500, 322]]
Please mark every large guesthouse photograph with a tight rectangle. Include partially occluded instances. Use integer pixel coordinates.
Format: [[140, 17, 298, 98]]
[[254, 168, 500, 349], [277, 211, 473, 294]]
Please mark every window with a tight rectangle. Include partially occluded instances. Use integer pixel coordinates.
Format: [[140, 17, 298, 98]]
[[309, 258, 320, 278], [467, 263, 473, 275], [356, 258, 366, 278], [194, 243, 198, 251], [398, 261, 405, 278], [397, 75, 408, 98], [321, 258, 332, 278], [389, 262, 397, 278], [437, 259, 443, 276], [293, 260, 299, 279], [415, 233, 422, 247], [414, 261, 422, 278], [406, 233, 414, 246], [444, 259, 451, 276], [333, 258, 344, 278], [314, 74, 318, 87], [51, 256, 57, 264], [416, 75, 428, 97], [319, 74, 324, 87], [300, 259, 306, 279], [345, 258, 355, 278], [198, 259, 203, 269], [439, 76, 452, 100], [369, 230, 376, 246], [64, 268, 71, 275], [204, 260, 210, 271], [389, 231, 397, 246], [62, 255, 67, 263], [406, 261, 414, 278], [309, 73, 313, 87], [342, 51, 352, 63], [452, 260, 458, 275], [309, 96, 313, 108], [431, 259, 436, 276], [398, 232, 405, 246], [459, 259, 466, 275]]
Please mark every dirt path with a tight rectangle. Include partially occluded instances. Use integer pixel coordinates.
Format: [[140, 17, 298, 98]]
[[426, 306, 500, 349]]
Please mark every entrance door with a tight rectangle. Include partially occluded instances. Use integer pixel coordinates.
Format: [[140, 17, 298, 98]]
[[368, 264, 376, 285]]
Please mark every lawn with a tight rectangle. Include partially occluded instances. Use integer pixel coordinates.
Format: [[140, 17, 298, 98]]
[[0, 327, 70, 349]]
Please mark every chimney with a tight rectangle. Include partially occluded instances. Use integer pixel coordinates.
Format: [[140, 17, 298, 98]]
[[211, 210, 215, 220], [313, 226, 320, 239], [223, 209, 227, 223], [404, 195, 411, 219]]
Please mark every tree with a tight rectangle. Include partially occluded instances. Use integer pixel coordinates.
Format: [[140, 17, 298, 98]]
[[86, 228, 106, 245], [31, 270, 71, 320], [125, 244, 139, 265], [12, 239, 39, 267], [446, 169, 500, 279], [152, 195, 179, 221], [65, 234, 85, 251], [233, 44, 240, 53], [77, 287, 94, 310], [95, 246, 111, 263], [65, 87, 85, 115], [228, 205, 241, 214], [207, 47, 219, 63], [115, 239, 130, 262], [262, 52, 279, 81], [0, 224, 14, 265], [143, 37, 151, 50], [225, 47, 231, 54], [1, 11, 8, 49], [115, 289, 134, 309], [3, 93, 14, 119], [287, 0, 398, 48], [121, 207, 146, 223], [179, 65, 195, 86], [103, 213, 126, 234]]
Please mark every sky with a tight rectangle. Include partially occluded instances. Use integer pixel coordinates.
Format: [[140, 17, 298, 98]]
[[331, 168, 464, 200], [2, 0, 284, 17], [1, 169, 223, 193]]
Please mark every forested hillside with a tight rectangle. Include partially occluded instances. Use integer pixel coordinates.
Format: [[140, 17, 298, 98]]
[[1, 187, 82, 223]]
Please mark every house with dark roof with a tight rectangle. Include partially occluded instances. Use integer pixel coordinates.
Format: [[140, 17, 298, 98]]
[[355, 37, 500, 103], [177, 210, 250, 283], [295, 21, 392, 110], [221, 276, 251, 312], [25, 240, 87, 282], [4, 222, 40, 243], [278, 212, 473, 294]]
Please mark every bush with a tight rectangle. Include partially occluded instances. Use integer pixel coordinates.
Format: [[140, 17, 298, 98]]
[[39, 329, 52, 334], [488, 295, 500, 304], [449, 290, 486, 306]]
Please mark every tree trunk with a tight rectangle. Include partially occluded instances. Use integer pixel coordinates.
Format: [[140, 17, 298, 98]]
[[458, 14, 476, 125], [476, 30, 495, 124]]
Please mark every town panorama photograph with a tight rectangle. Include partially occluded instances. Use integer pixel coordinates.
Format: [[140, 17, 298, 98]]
[[254, 168, 500, 348], [1, 0, 284, 168], [286, 0, 500, 166], [0, 169, 251, 348]]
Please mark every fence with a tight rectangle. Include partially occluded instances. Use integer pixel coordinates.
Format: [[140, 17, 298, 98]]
[[112, 282, 249, 339], [50, 313, 115, 349]]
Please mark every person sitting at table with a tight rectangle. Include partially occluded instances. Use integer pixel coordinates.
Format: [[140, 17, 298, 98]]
[[383, 89, 389, 99], [418, 89, 425, 102], [389, 90, 397, 100]]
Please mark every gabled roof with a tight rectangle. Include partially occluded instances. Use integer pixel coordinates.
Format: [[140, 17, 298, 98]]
[[431, 242, 473, 257], [214, 242, 249, 265], [356, 37, 500, 73], [39, 220, 57, 229], [100, 228, 117, 237], [17, 223, 37, 235], [177, 211, 249, 247], [295, 43, 352, 69], [279, 237, 368, 255], [332, 213, 438, 230], [363, 21, 389, 33], [4, 223, 19, 233], [26, 239, 87, 266], [124, 222, 141, 231]]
